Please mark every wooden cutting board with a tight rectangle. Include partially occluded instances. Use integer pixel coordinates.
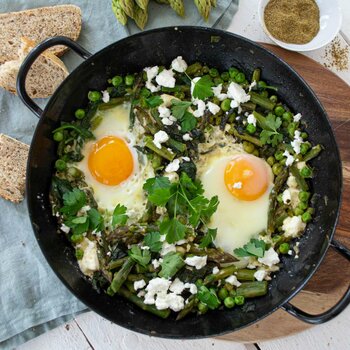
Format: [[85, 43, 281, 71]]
[[219, 44, 350, 343]]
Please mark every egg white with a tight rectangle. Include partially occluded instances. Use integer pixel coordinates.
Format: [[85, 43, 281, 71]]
[[197, 144, 273, 254], [76, 103, 154, 221]]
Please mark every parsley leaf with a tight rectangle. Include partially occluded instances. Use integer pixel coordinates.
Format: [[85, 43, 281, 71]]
[[158, 252, 185, 278], [234, 238, 266, 258], [146, 95, 163, 108], [128, 245, 151, 267], [88, 208, 104, 231], [52, 124, 94, 140], [143, 176, 173, 206], [159, 217, 186, 243], [171, 100, 192, 119], [197, 285, 221, 309], [199, 228, 217, 248], [60, 189, 86, 216], [144, 232, 162, 253], [65, 215, 89, 235], [192, 75, 214, 100], [259, 114, 283, 147], [112, 204, 128, 227], [180, 111, 197, 132]]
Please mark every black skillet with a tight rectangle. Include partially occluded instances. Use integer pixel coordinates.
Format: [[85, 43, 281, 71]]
[[16, 27, 350, 338]]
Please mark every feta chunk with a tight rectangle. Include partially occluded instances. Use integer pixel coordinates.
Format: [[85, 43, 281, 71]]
[[283, 150, 294, 166], [249, 80, 257, 91], [282, 189, 292, 204], [184, 255, 207, 269], [165, 158, 180, 173], [247, 113, 257, 126], [293, 113, 302, 122], [102, 90, 110, 103], [156, 69, 176, 88], [160, 242, 176, 256], [254, 270, 267, 281], [152, 258, 163, 269], [193, 99, 206, 118], [287, 175, 298, 188], [182, 133, 193, 141], [291, 130, 303, 155], [156, 293, 184, 312], [78, 238, 100, 276], [171, 56, 188, 73], [227, 82, 251, 104], [158, 106, 171, 119], [282, 216, 306, 238], [170, 278, 185, 294], [161, 117, 173, 126], [258, 247, 280, 267], [182, 156, 190, 162], [144, 66, 160, 92], [153, 130, 169, 149], [212, 266, 220, 275], [225, 275, 241, 287], [212, 84, 227, 101], [207, 101, 220, 115], [60, 224, 70, 234], [184, 283, 198, 294], [134, 279, 146, 291]]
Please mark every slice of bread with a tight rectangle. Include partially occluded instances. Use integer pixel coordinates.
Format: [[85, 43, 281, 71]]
[[0, 134, 30, 203], [0, 5, 82, 65], [0, 37, 69, 98]]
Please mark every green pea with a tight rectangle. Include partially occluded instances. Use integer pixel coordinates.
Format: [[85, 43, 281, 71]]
[[71, 234, 83, 244], [75, 108, 86, 119], [282, 112, 292, 123], [75, 248, 84, 260], [294, 208, 304, 216], [253, 149, 259, 157], [209, 68, 219, 77], [272, 163, 283, 175], [67, 167, 82, 178], [274, 150, 284, 161], [235, 72, 245, 83], [88, 91, 102, 102], [125, 74, 135, 86], [298, 202, 308, 210], [224, 297, 235, 308], [221, 98, 231, 112], [229, 67, 239, 79], [111, 75, 123, 87], [258, 81, 267, 89], [267, 156, 275, 166], [301, 132, 308, 140], [279, 158, 287, 166], [300, 166, 312, 178], [234, 296, 245, 305], [55, 159, 67, 171], [299, 191, 310, 202], [198, 302, 208, 314], [277, 193, 283, 203], [218, 287, 229, 300], [53, 131, 63, 142], [221, 72, 230, 81], [274, 106, 285, 117], [246, 124, 256, 134], [243, 141, 255, 154], [300, 142, 311, 155], [279, 242, 290, 254], [270, 95, 278, 103], [302, 211, 312, 223], [140, 87, 151, 97], [229, 289, 237, 297], [272, 234, 282, 244], [214, 77, 224, 85]]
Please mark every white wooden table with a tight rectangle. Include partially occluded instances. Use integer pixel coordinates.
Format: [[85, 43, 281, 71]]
[[19, 1, 350, 349]]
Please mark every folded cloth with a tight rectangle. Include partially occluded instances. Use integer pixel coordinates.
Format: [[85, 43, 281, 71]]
[[0, 0, 239, 348]]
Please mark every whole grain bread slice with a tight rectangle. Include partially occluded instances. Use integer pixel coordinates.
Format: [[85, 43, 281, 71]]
[[0, 37, 69, 98], [0, 134, 29, 203], [0, 4, 82, 65]]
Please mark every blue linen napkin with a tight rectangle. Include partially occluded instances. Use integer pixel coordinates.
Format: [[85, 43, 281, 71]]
[[0, 0, 239, 348]]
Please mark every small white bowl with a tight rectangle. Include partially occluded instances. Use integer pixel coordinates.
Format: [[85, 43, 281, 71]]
[[258, 0, 342, 52]]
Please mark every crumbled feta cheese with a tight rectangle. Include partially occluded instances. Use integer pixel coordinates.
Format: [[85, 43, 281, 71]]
[[291, 130, 303, 154], [156, 293, 184, 312], [158, 106, 171, 119], [254, 270, 267, 281], [144, 277, 171, 305], [230, 100, 239, 109], [165, 158, 180, 173], [258, 247, 280, 267], [227, 82, 251, 104], [144, 66, 160, 92], [184, 255, 207, 269], [207, 101, 220, 115], [282, 216, 306, 238], [182, 133, 193, 141], [212, 266, 220, 275], [60, 224, 70, 234], [170, 278, 185, 294], [156, 69, 176, 88], [182, 156, 190, 162], [287, 175, 298, 188], [175, 239, 187, 245], [225, 275, 241, 287], [169, 115, 177, 122], [288, 250, 293, 255], [193, 99, 206, 118], [293, 113, 302, 122], [289, 188, 301, 209], [171, 56, 187, 73], [249, 80, 257, 91], [160, 242, 176, 256], [212, 84, 227, 101], [184, 283, 198, 294], [152, 258, 163, 269], [80, 205, 91, 213], [134, 279, 146, 291], [282, 189, 292, 204], [161, 117, 173, 126], [164, 171, 179, 183], [283, 150, 294, 166], [233, 182, 242, 189], [102, 90, 110, 103], [156, 206, 167, 216], [153, 130, 169, 149], [78, 238, 100, 276], [247, 113, 257, 126]]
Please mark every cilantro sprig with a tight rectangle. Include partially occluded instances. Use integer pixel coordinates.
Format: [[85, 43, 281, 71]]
[[257, 113, 283, 147], [234, 238, 266, 258]]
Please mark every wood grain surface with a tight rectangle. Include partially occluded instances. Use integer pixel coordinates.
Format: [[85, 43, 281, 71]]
[[219, 44, 350, 343]]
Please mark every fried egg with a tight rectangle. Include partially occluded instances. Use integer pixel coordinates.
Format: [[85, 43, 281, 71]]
[[76, 103, 154, 221], [197, 144, 273, 253]]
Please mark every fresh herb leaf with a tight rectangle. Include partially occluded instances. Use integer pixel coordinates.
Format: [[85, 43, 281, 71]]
[[65, 215, 89, 235], [146, 95, 163, 108], [159, 217, 186, 243], [197, 285, 221, 309], [88, 208, 104, 231], [60, 189, 86, 216], [199, 228, 217, 248], [259, 114, 283, 146], [180, 111, 197, 132], [112, 204, 128, 227], [171, 100, 192, 119], [144, 232, 162, 253], [52, 124, 94, 140], [192, 75, 214, 100], [128, 245, 151, 267], [158, 252, 185, 278], [143, 176, 173, 206], [265, 114, 282, 130], [234, 238, 266, 258]]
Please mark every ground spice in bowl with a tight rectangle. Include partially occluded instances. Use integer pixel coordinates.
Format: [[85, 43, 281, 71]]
[[264, 0, 320, 44]]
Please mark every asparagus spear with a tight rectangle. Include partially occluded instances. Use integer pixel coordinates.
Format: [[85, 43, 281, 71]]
[[176, 295, 197, 320], [236, 269, 256, 281], [144, 137, 176, 161], [252, 68, 261, 83], [108, 257, 128, 270], [107, 258, 135, 295], [232, 127, 262, 147], [204, 265, 238, 285], [290, 164, 309, 191], [250, 92, 276, 110], [236, 281, 268, 298], [98, 96, 129, 110], [303, 144, 322, 162]]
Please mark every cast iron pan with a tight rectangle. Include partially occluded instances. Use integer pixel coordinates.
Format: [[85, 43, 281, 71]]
[[16, 27, 350, 338]]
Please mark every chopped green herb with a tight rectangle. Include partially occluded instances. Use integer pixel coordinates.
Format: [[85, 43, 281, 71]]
[[112, 204, 129, 227], [158, 252, 185, 278], [234, 238, 266, 258]]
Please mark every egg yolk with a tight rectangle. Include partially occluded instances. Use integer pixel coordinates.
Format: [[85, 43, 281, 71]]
[[88, 136, 134, 186], [224, 155, 269, 201]]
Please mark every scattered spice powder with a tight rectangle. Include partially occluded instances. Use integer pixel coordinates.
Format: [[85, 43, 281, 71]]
[[323, 37, 349, 71], [264, 0, 320, 44]]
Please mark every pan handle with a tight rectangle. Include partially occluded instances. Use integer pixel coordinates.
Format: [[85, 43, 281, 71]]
[[16, 36, 92, 118], [281, 239, 350, 324]]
